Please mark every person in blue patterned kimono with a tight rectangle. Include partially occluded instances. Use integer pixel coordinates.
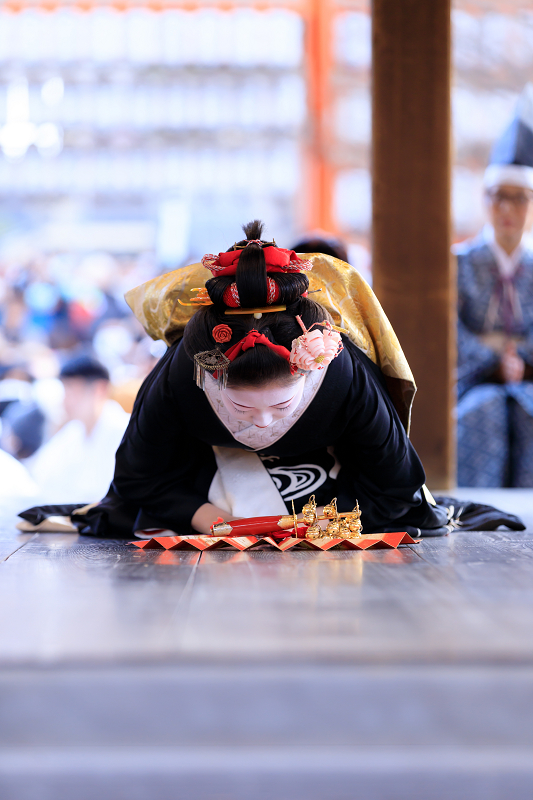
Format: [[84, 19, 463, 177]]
[[456, 85, 533, 486]]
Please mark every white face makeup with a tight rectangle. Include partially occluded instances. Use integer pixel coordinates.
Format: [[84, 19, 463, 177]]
[[220, 377, 306, 428]]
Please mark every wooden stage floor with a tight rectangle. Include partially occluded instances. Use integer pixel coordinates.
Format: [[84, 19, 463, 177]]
[[1, 488, 533, 799]]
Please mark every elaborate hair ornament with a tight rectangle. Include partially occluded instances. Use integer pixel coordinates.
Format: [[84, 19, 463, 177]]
[[193, 329, 294, 390], [201, 247, 312, 277], [224, 329, 292, 367], [220, 276, 321, 311], [225, 305, 286, 320], [212, 324, 232, 343], [199, 243, 312, 312], [177, 285, 288, 316], [193, 348, 231, 390], [194, 317, 347, 391], [178, 287, 213, 307], [222, 276, 280, 308], [289, 316, 345, 372], [232, 239, 275, 250]]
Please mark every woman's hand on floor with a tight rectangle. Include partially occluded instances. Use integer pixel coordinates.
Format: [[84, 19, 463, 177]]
[[191, 503, 237, 535]]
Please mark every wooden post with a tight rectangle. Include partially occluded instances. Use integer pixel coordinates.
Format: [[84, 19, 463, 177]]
[[371, 0, 454, 489]]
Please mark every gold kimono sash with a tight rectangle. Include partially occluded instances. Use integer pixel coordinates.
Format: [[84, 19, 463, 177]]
[[124, 253, 416, 433]]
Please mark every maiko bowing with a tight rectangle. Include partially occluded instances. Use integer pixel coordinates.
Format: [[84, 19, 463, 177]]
[[19, 221, 525, 538]]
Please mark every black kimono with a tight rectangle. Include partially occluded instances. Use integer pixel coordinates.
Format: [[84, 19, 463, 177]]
[[79, 336, 448, 538]]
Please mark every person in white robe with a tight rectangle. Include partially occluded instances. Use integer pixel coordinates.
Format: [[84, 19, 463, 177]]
[[29, 356, 130, 504]]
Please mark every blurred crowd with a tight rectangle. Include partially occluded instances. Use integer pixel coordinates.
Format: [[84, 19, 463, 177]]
[[0, 246, 166, 508]]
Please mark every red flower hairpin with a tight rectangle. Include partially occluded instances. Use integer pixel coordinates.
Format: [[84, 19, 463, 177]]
[[212, 324, 232, 343]]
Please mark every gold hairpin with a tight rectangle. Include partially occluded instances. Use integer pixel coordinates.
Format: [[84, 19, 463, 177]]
[[224, 305, 286, 319], [178, 288, 213, 307], [312, 319, 349, 335]]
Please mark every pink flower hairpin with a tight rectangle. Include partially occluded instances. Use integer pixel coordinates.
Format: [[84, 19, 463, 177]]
[[290, 316, 344, 372]]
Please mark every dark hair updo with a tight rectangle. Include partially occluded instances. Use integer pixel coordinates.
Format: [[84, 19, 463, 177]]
[[182, 220, 333, 388]]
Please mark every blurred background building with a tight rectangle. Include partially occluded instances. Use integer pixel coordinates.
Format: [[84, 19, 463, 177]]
[[0, 1, 530, 278], [0, 0, 531, 484]]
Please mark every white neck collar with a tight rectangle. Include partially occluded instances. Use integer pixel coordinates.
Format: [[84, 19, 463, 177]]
[[203, 367, 327, 450]]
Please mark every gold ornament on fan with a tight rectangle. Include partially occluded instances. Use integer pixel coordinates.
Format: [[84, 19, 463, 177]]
[[299, 495, 363, 540]]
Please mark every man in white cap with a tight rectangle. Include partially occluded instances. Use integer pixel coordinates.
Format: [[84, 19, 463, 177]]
[[456, 84, 533, 486]]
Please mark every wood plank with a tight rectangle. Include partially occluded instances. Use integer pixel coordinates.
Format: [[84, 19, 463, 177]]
[[2, 519, 533, 665], [408, 530, 533, 557], [1, 743, 533, 800], [0, 530, 35, 562], [0, 510, 37, 561], [2, 662, 533, 748], [180, 538, 533, 663], [0, 532, 200, 663]]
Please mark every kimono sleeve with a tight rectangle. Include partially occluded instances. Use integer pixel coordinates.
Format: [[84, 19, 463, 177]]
[[109, 343, 217, 531], [457, 317, 500, 396], [331, 345, 447, 532]]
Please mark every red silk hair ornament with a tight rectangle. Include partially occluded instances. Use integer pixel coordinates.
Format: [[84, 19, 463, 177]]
[[202, 247, 312, 277], [224, 329, 293, 370], [222, 276, 280, 308]]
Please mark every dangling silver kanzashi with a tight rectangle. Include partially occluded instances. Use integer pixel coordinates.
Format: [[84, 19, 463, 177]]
[[193, 348, 230, 390]]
